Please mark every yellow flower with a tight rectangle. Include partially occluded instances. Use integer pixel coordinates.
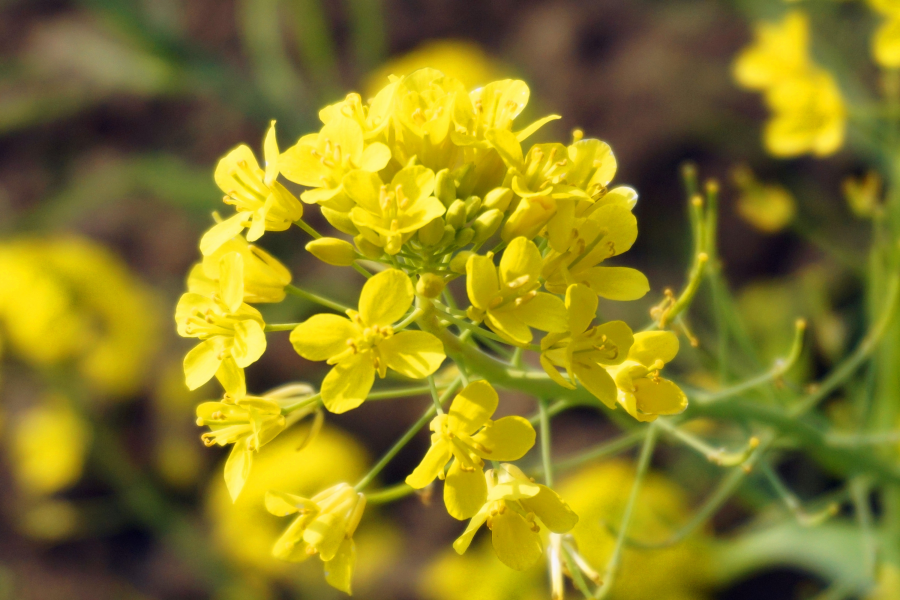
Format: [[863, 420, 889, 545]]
[[345, 164, 446, 255], [540, 284, 635, 407], [201, 121, 303, 255], [733, 11, 810, 90], [869, 0, 900, 68], [605, 331, 687, 422], [175, 292, 267, 396], [280, 116, 392, 209], [318, 84, 397, 142], [10, 396, 91, 496], [290, 269, 445, 413], [465, 237, 568, 346], [732, 166, 796, 233], [188, 235, 291, 312], [266, 483, 366, 594], [453, 464, 578, 571], [541, 202, 649, 300], [763, 69, 846, 157], [405, 380, 535, 520], [196, 384, 318, 501], [454, 79, 560, 148]]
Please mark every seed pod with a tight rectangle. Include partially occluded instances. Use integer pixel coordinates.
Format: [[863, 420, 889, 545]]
[[446, 199, 467, 230], [353, 235, 384, 259], [472, 209, 503, 244], [306, 237, 358, 266], [435, 169, 457, 208], [416, 273, 445, 299], [464, 195, 483, 221], [418, 216, 445, 246], [484, 187, 514, 212], [455, 227, 475, 247], [450, 251, 474, 274]]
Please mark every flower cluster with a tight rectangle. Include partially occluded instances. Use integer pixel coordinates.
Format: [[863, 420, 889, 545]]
[[177, 68, 687, 594], [733, 11, 846, 157]]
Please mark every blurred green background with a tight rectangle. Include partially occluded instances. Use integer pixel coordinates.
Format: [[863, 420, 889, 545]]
[[0, 0, 886, 599]]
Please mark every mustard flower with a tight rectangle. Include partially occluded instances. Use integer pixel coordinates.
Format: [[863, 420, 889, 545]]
[[345, 165, 446, 255], [540, 284, 634, 407], [869, 0, 900, 68], [405, 380, 536, 520], [453, 78, 560, 147], [732, 11, 810, 90], [453, 464, 578, 571], [290, 269, 445, 413], [280, 115, 392, 210], [763, 70, 845, 158], [188, 235, 291, 312], [175, 293, 266, 396], [605, 331, 687, 422], [201, 122, 303, 255], [465, 237, 568, 345], [266, 483, 366, 594], [542, 202, 649, 300]]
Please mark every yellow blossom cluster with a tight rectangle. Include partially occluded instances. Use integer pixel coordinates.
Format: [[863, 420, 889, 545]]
[[733, 11, 846, 157], [178, 68, 688, 594]]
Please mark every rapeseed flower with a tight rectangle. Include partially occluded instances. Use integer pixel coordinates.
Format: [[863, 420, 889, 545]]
[[201, 122, 303, 255], [453, 464, 578, 571], [869, 0, 900, 68], [406, 380, 535, 519], [290, 269, 445, 413], [466, 237, 568, 345], [605, 331, 687, 422]]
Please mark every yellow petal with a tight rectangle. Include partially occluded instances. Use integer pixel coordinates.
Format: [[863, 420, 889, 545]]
[[406, 439, 452, 488], [447, 380, 498, 435], [629, 330, 679, 366], [566, 284, 598, 335], [516, 114, 561, 142], [321, 353, 375, 413], [219, 252, 244, 313], [290, 314, 358, 361], [567, 138, 617, 189], [359, 269, 414, 326], [183, 339, 222, 390], [199, 213, 246, 256], [485, 128, 523, 169], [304, 511, 347, 562], [215, 357, 246, 397], [263, 120, 279, 185], [515, 292, 568, 333], [360, 142, 391, 172], [232, 318, 267, 368], [279, 140, 332, 187], [572, 362, 617, 409], [472, 416, 535, 461], [214, 144, 260, 192], [579, 266, 649, 301], [634, 377, 688, 417], [587, 320, 635, 366], [391, 165, 436, 204], [265, 490, 317, 516], [343, 169, 383, 214], [485, 310, 532, 346], [452, 508, 489, 555], [272, 515, 315, 562], [323, 537, 356, 594], [491, 509, 543, 570], [444, 460, 488, 520], [224, 441, 251, 502], [379, 331, 445, 378], [498, 237, 542, 286], [519, 484, 579, 533], [466, 253, 500, 310], [540, 353, 576, 390]]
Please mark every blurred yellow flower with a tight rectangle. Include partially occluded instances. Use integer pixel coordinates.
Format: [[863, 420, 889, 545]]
[[733, 11, 810, 90], [869, 0, 900, 67], [290, 269, 445, 413], [732, 166, 797, 233], [364, 40, 510, 99], [405, 380, 535, 520], [453, 464, 578, 571], [9, 396, 91, 496]]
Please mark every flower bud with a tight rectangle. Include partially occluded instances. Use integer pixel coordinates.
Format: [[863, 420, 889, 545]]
[[416, 273, 446, 299], [306, 238, 358, 266], [464, 195, 483, 221], [472, 208, 503, 244], [440, 225, 457, 246], [453, 162, 476, 198], [320, 207, 359, 235], [450, 251, 474, 274], [455, 227, 475, 247], [435, 168, 457, 208], [354, 235, 384, 259], [418, 216, 445, 246], [446, 200, 467, 230], [484, 187, 514, 212]]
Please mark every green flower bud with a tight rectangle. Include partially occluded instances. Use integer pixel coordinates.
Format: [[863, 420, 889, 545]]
[[353, 235, 384, 259], [320, 207, 359, 235], [306, 237, 358, 266], [416, 273, 446, 299], [435, 169, 457, 208], [450, 251, 474, 274], [440, 225, 457, 246], [472, 209, 503, 244], [484, 187, 514, 212], [446, 200, 467, 230], [464, 196, 483, 221], [418, 216, 445, 246], [455, 227, 475, 247]]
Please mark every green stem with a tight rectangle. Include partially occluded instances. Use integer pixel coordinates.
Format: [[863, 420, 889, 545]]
[[366, 483, 415, 505], [395, 307, 424, 330], [285, 283, 351, 313], [365, 386, 433, 401], [295, 217, 322, 239], [536, 432, 645, 477], [428, 375, 445, 415]]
